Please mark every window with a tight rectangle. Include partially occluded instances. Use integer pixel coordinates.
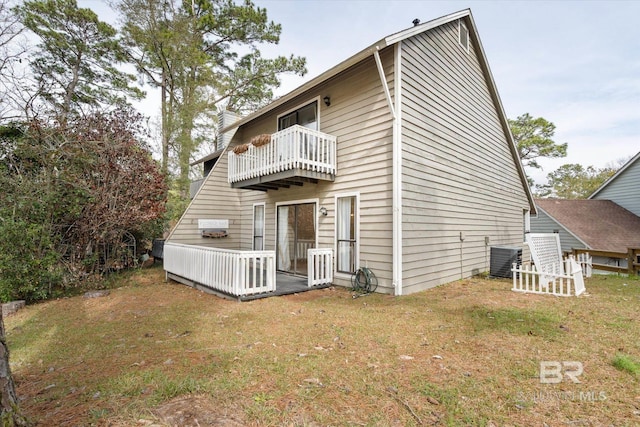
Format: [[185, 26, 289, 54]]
[[336, 194, 358, 274], [458, 19, 469, 52], [278, 101, 318, 131], [523, 209, 531, 242], [253, 204, 265, 250]]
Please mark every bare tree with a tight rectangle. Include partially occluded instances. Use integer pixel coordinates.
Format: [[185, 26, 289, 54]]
[[0, 0, 32, 122]]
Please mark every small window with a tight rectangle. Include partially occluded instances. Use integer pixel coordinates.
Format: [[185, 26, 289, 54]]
[[336, 194, 358, 274], [523, 209, 531, 242], [458, 20, 469, 52], [253, 204, 265, 250]]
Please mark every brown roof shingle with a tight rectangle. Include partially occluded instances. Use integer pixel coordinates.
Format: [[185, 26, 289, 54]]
[[535, 199, 640, 252]]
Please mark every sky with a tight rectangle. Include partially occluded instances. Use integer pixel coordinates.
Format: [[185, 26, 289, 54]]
[[83, 0, 640, 185]]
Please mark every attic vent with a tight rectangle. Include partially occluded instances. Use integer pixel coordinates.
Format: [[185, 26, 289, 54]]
[[458, 19, 469, 52]]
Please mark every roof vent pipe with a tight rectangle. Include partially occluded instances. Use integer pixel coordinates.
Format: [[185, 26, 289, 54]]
[[412, 18, 420, 26]]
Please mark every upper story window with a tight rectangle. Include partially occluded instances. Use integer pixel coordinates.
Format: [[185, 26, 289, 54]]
[[278, 101, 318, 131], [458, 19, 469, 52]]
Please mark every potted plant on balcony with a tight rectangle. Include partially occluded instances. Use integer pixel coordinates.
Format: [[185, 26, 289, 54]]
[[251, 134, 271, 147]]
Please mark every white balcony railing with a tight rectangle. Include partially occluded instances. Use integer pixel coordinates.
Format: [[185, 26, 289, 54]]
[[164, 242, 276, 297], [228, 125, 336, 184]]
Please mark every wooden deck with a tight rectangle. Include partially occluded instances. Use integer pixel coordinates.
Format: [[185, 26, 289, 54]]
[[239, 273, 331, 301], [164, 243, 333, 301], [167, 271, 330, 302]]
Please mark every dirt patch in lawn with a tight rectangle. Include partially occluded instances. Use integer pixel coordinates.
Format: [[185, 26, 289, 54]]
[[6, 267, 640, 426], [152, 394, 246, 427]]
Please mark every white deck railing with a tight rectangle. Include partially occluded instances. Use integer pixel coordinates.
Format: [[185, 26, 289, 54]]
[[574, 252, 593, 278], [228, 125, 337, 183], [308, 248, 333, 287], [511, 258, 586, 297], [515, 233, 587, 297], [164, 242, 276, 297]]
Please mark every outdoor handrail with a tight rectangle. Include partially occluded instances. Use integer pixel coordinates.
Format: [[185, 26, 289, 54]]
[[308, 248, 333, 287], [571, 247, 640, 275]]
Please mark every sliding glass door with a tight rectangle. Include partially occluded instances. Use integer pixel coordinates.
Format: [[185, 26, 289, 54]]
[[277, 203, 316, 276]]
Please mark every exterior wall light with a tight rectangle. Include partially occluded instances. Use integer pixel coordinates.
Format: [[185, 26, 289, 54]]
[[319, 206, 328, 216], [323, 96, 331, 107]]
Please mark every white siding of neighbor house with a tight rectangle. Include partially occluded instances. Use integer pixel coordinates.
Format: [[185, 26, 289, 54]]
[[530, 210, 587, 254], [168, 49, 396, 293], [400, 20, 530, 294], [591, 156, 640, 217]]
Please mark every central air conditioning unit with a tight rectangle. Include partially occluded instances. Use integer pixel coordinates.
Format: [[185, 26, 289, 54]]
[[490, 246, 522, 278]]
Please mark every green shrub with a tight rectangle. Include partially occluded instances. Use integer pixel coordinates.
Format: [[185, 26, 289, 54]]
[[0, 219, 62, 302]]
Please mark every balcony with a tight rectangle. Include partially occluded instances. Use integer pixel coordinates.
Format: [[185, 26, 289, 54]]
[[228, 125, 336, 191]]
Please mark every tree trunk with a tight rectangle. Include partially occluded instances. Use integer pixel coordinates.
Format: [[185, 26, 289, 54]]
[[177, 72, 198, 201], [161, 68, 169, 175], [178, 124, 193, 200], [0, 312, 28, 426]]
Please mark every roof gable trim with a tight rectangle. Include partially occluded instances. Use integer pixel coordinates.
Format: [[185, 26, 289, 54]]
[[384, 9, 470, 45], [220, 9, 472, 135], [589, 151, 640, 199]]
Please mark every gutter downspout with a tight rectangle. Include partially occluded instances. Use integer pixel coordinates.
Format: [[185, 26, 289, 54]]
[[374, 45, 403, 296]]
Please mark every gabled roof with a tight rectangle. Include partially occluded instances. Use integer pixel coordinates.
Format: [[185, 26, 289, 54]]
[[221, 9, 470, 133], [219, 8, 534, 212], [589, 151, 640, 199], [535, 199, 640, 252]]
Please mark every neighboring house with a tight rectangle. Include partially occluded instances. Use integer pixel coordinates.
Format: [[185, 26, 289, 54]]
[[589, 151, 640, 216], [532, 198, 640, 270], [531, 152, 640, 272], [165, 9, 536, 298]]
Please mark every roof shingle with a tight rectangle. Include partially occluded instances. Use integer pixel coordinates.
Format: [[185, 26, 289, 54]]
[[535, 199, 640, 252]]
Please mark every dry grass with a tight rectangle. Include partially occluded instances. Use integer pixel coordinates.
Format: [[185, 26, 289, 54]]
[[5, 267, 640, 426]]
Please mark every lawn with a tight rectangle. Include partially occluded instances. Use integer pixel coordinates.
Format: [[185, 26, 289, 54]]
[[5, 267, 640, 426]]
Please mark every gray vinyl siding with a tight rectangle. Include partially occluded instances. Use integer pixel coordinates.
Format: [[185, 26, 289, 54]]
[[591, 157, 640, 217], [400, 20, 529, 293], [168, 49, 396, 293], [239, 52, 394, 292], [530, 210, 587, 253]]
